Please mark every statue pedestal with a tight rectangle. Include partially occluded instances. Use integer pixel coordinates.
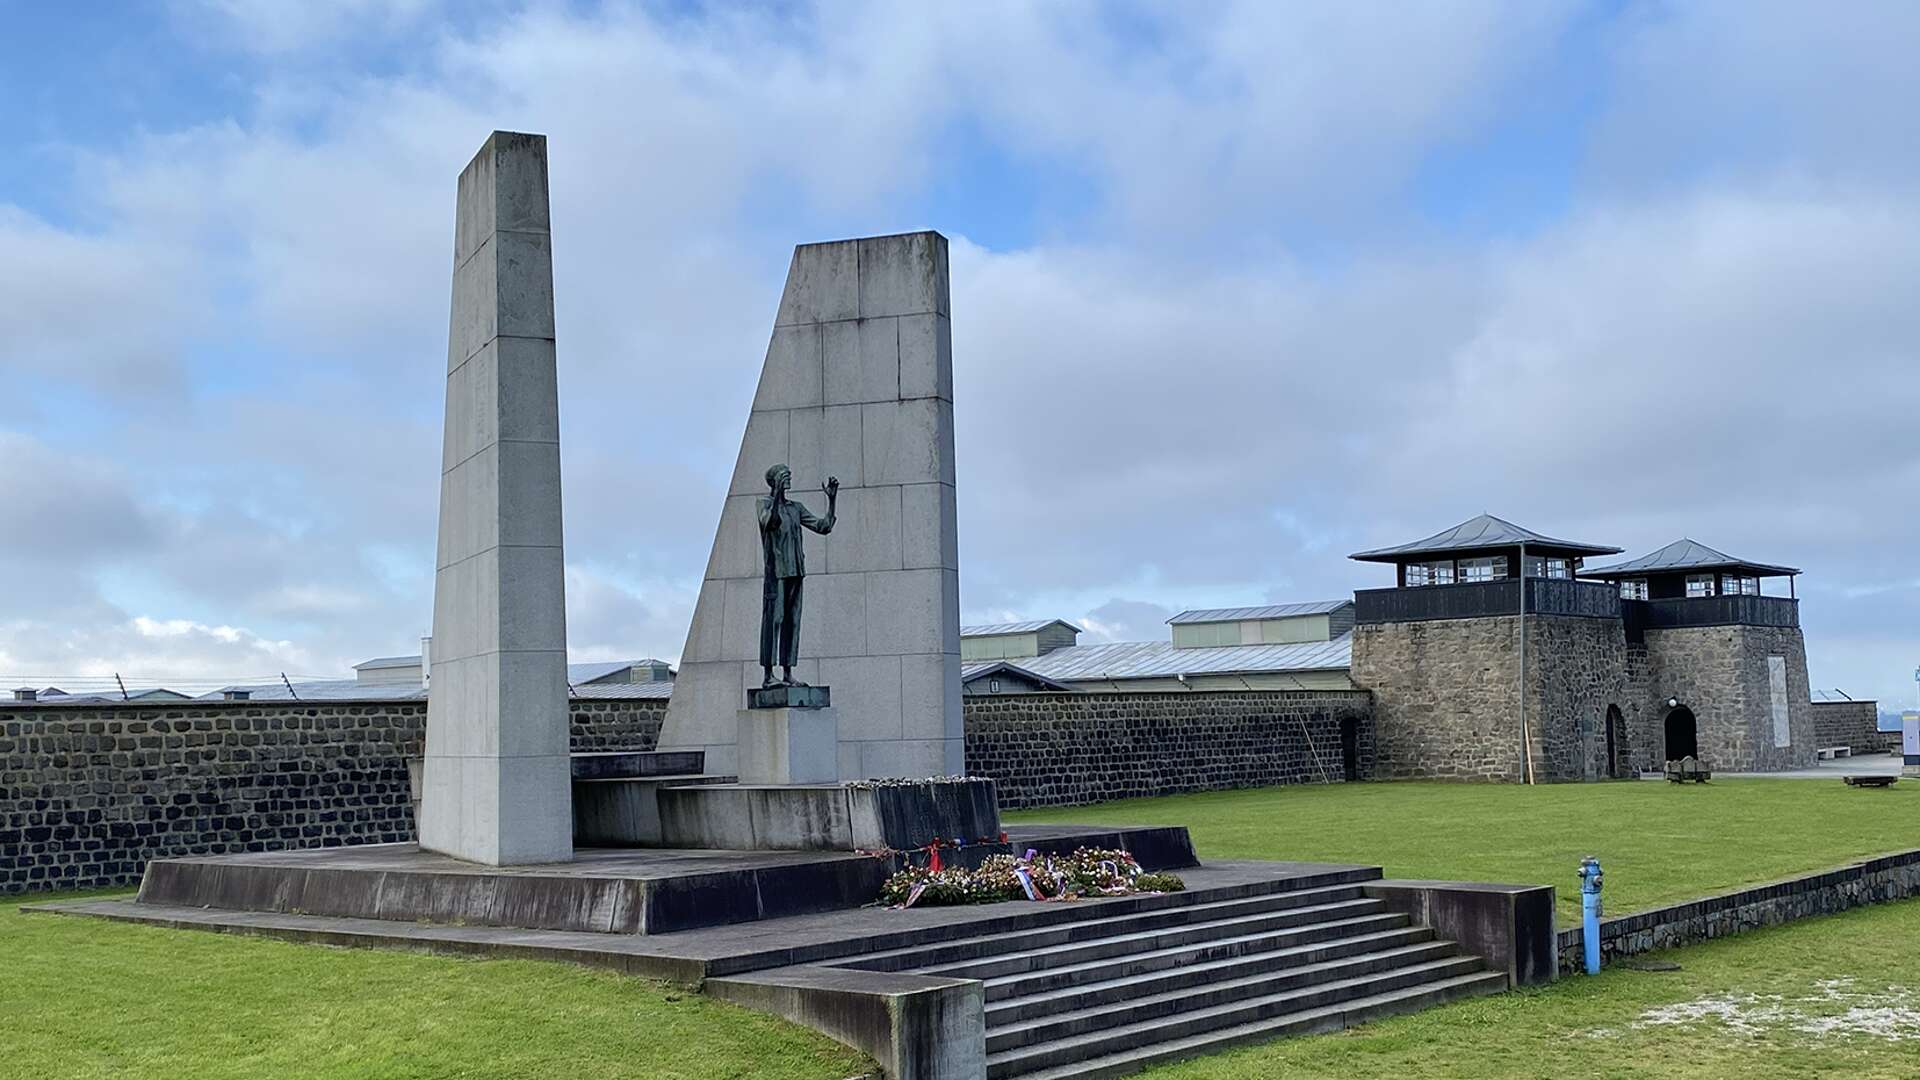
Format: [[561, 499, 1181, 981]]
[[738, 706, 838, 784], [748, 685, 831, 710]]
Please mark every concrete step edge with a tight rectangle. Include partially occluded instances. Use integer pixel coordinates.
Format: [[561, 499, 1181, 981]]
[[850, 885, 1370, 973], [980, 924, 1439, 1004], [995, 970, 1509, 1080], [918, 908, 1407, 982], [828, 871, 1380, 972], [984, 955, 1487, 1055], [984, 939, 1465, 1025]]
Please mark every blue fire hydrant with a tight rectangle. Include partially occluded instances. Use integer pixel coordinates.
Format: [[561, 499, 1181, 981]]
[[1578, 856, 1604, 975]]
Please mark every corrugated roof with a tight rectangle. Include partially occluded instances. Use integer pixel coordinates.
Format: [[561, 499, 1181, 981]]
[[570, 681, 676, 700], [1351, 514, 1622, 562], [200, 679, 427, 702], [1016, 634, 1352, 682], [349, 655, 662, 683], [960, 661, 1078, 692], [1579, 538, 1799, 579], [1167, 600, 1350, 625], [189, 677, 677, 703], [960, 619, 1083, 637], [567, 660, 641, 684]]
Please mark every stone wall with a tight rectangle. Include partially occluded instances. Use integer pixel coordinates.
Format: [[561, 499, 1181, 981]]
[[0, 696, 666, 895], [1558, 849, 1920, 973], [1637, 625, 1815, 772], [1524, 614, 1633, 782], [1355, 611, 1818, 782], [1353, 614, 1633, 783], [963, 690, 1375, 810], [1351, 617, 1526, 781], [1810, 700, 1892, 755]]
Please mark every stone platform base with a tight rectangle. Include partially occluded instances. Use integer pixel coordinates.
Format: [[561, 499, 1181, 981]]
[[657, 777, 1001, 853], [737, 706, 836, 784], [123, 824, 1197, 936]]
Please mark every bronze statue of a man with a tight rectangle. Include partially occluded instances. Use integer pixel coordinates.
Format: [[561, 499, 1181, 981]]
[[758, 464, 837, 688]]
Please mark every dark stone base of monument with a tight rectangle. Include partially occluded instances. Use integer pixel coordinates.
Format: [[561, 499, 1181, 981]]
[[114, 823, 1197, 935], [1012, 824, 1201, 871], [657, 777, 1003, 853], [848, 779, 1001, 852], [571, 750, 708, 780], [574, 774, 737, 846], [749, 684, 831, 709]]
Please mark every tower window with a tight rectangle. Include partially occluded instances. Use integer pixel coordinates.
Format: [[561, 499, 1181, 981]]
[[1459, 557, 1508, 583], [1620, 579, 1649, 600]]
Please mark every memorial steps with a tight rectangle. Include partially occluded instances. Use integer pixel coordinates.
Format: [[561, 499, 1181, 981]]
[[816, 871, 1505, 1078]]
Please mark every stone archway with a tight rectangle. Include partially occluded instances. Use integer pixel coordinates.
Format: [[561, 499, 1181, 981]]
[[1664, 705, 1699, 762]]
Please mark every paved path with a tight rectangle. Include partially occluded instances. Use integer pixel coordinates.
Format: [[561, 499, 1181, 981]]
[[1640, 754, 1901, 781]]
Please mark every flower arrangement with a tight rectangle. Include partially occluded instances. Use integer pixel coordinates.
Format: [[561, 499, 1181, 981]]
[[879, 847, 1184, 908]]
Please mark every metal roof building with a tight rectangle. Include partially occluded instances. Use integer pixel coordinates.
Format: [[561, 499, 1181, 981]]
[[959, 619, 1083, 637], [1012, 634, 1353, 693], [960, 660, 1077, 695], [1167, 601, 1349, 624]]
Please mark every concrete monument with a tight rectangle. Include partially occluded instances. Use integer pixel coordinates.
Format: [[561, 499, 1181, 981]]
[[417, 131, 573, 865], [659, 232, 963, 780]]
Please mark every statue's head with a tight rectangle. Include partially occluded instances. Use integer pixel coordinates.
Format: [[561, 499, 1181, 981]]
[[765, 463, 791, 493]]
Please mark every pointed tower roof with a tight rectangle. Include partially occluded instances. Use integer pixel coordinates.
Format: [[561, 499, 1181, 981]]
[[1578, 538, 1798, 580], [1350, 513, 1622, 563]]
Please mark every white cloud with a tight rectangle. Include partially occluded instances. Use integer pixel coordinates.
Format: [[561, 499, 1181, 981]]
[[0, 2, 1915, 706]]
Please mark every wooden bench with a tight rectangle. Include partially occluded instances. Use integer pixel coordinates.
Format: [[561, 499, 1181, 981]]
[[1665, 756, 1711, 783], [1817, 746, 1853, 761], [1844, 775, 1898, 788]]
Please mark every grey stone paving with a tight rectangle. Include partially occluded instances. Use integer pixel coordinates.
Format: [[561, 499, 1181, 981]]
[[1636, 754, 1900, 781], [25, 859, 1366, 980]]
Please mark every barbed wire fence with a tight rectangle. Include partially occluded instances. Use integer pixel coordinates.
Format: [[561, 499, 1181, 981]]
[[0, 672, 342, 700]]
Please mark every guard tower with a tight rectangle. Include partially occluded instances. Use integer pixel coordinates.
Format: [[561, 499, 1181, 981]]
[[1347, 514, 1625, 783], [1580, 539, 1813, 772]]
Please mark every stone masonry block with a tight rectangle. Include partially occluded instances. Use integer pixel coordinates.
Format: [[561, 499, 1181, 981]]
[[862, 398, 953, 487], [823, 317, 899, 406], [897, 312, 952, 401], [901, 482, 958, 571], [858, 232, 948, 319], [719, 576, 764, 663], [776, 239, 859, 326], [492, 231, 556, 342], [753, 324, 824, 412], [730, 410, 791, 497], [824, 485, 903, 574], [819, 655, 904, 742], [497, 441, 564, 547], [864, 570, 947, 656], [496, 545, 566, 652], [803, 572, 868, 659]]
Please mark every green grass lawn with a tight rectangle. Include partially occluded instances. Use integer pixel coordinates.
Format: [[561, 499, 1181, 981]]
[[1141, 896, 1920, 1079], [1006, 778, 1920, 921], [1, 891, 869, 1080]]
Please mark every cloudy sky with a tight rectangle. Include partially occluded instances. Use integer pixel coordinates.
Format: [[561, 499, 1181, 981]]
[[2, 1, 1916, 705]]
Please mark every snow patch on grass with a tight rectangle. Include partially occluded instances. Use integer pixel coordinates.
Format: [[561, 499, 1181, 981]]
[[1593, 979, 1920, 1042]]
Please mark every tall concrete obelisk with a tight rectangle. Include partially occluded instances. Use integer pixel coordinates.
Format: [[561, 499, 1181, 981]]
[[418, 131, 573, 865]]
